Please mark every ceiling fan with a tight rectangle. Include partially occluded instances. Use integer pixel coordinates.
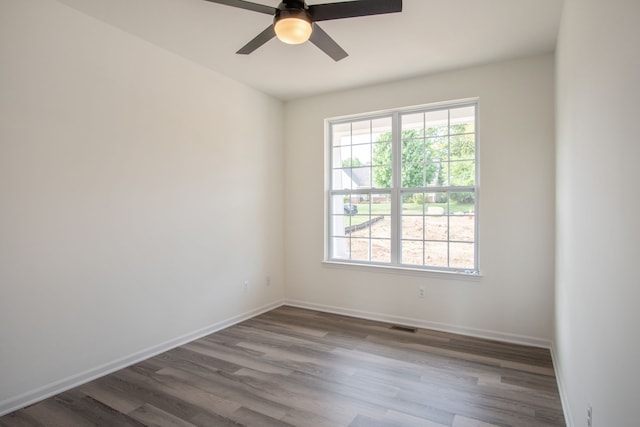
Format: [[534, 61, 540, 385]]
[[203, 0, 403, 61]]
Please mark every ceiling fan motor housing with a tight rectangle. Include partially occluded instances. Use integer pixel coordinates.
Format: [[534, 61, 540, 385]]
[[275, 1, 312, 24], [280, 0, 307, 10]]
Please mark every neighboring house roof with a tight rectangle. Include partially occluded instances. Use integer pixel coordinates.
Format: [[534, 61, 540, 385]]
[[343, 167, 371, 188]]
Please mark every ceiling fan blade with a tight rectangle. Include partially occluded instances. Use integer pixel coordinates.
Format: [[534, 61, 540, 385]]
[[202, 0, 276, 15], [309, 24, 348, 62], [309, 0, 402, 22], [236, 25, 276, 55]]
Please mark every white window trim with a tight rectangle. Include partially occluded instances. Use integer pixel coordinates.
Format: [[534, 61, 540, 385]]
[[324, 98, 480, 276]]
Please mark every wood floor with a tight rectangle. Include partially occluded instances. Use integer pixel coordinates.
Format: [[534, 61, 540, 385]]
[[0, 306, 566, 427]]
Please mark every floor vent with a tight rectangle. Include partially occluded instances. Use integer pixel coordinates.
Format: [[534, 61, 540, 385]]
[[390, 325, 418, 333]]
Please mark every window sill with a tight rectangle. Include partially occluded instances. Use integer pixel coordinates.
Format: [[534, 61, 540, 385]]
[[322, 260, 482, 281]]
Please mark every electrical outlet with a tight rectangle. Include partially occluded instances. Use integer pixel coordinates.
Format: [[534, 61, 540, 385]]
[[243, 280, 249, 292], [418, 286, 425, 299], [587, 404, 592, 427]]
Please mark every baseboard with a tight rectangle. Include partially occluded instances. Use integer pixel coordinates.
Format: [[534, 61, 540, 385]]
[[0, 300, 285, 417], [550, 343, 574, 427], [284, 299, 552, 349]]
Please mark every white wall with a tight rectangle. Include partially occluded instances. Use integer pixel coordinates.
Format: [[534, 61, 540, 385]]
[[0, 0, 284, 412], [555, 0, 640, 425], [284, 54, 556, 345]]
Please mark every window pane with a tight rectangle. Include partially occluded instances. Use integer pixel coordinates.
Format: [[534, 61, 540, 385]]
[[401, 240, 424, 265], [450, 135, 475, 160], [402, 192, 424, 211], [450, 161, 475, 186], [449, 191, 475, 211], [425, 215, 448, 241], [371, 216, 390, 239], [347, 203, 389, 234], [355, 198, 371, 215], [431, 162, 449, 187], [351, 143, 372, 166], [450, 242, 474, 269], [350, 238, 370, 261], [332, 123, 351, 146], [371, 166, 392, 188], [371, 239, 391, 263], [401, 193, 423, 239], [450, 214, 475, 242], [450, 106, 475, 135], [332, 146, 350, 168], [347, 166, 371, 189], [401, 113, 424, 132], [331, 237, 350, 259], [426, 137, 448, 161], [332, 214, 347, 231], [425, 242, 448, 267], [372, 141, 391, 166], [346, 214, 369, 233], [371, 141, 392, 174], [331, 194, 348, 216], [425, 191, 449, 209], [401, 162, 425, 188], [372, 195, 392, 213], [372, 117, 392, 136], [352, 120, 372, 143], [332, 169, 349, 190], [402, 215, 423, 239], [423, 163, 445, 187], [425, 110, 448, 137], [402, 136, 425, 164], [332, 195, 354, 239], [401, 128, 425, 188]]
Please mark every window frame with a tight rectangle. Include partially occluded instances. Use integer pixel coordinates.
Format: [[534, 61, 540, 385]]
[[324, 99, 479, 275]]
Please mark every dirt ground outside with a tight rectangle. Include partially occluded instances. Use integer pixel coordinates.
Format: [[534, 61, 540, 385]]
[[345, 215, 475, 268]]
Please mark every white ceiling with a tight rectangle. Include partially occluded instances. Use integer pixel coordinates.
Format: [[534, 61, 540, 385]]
[[57, 0, 563, 101]]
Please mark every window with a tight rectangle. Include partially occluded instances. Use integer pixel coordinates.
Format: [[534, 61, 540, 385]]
[[326, 101, 478, 274]]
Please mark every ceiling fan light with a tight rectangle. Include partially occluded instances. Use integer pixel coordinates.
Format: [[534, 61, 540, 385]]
[[274, 16, 312, 45]]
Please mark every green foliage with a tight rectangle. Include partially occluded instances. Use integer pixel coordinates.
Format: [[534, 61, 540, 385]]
[[372, 139, 392, 187], [449, 128, 475, 179], [449, 130, 475, 203], [372, 124, 475, 191], [401, 130, 435, 188], [450, 161, 474, 185], [450, 191, 475, 204], [342, 157, 362, 168], [450, 132, 474, 159], [404, 192, 447, 205], [435, 192, 448, 203], [412, 193, 425, 204]]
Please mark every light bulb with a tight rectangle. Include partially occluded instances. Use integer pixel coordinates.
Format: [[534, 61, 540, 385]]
[[274, 16, 313, 45]]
